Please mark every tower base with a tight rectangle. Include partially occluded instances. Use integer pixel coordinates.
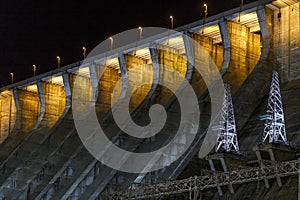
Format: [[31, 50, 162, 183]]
[[253, 143, 296, 188], [206, 153, 247, 196]]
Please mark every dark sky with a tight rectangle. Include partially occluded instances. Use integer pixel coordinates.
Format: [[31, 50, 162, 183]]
[[0, 0, 255, 86]]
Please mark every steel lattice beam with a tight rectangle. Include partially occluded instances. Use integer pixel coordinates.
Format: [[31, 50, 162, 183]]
[[214, 84, 240, 153], [106, 159, 300, 199], [261, 71, 288, 145]]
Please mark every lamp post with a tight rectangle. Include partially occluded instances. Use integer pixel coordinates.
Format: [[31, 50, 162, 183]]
[[109, 37, 113, 50], [57, 56, 60, 68], [10, 73, 14, 84], [202, 3, 208, 34], [170, 16, 174, 29], [32, 64, 36, 76], [204, 4, 208, 18], [238, 0, 244, 22], [82, 47, 86, 59], [138, 27, 142, 40]]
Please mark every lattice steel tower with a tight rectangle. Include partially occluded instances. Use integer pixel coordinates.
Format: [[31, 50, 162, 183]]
[[260, 70, 288, 145], [214, 84, 240, 153]]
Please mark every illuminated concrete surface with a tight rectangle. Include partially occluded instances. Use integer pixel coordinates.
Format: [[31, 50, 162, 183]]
[[224, 21, 261, 93], [42, 77, 66, 127], [0, 1, 300, 199], [0, 87, 40, 167], [0, 91, 16, 143], [270, 1, 300, 81], [124, 54, 152, 111]]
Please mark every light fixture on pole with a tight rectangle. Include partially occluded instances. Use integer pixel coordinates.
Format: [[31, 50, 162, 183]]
[[170, 16, 174, 29], [10, 73, 14, 84], [238, 0, 244, 22], [138, 27, 143, 40], [57, 56, 60, 68], [32, 64, 36, 76], [109, 37, 113, 50], [202, 3, 208, 34], [82, 47, 86, 59], [204, 3, 208, 18]]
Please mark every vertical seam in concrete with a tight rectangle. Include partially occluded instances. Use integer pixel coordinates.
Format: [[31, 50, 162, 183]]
[[62, 73, 71, 108], [149, 43, 160, 89], [219, 19, 231, 73], [13, 88, 21, 112], [257, 5, 271, 59], [89, 64, 98, 106], [183, 32, 194, 81], [34, 81, 46, 129], [12, 88, 21, 132], [118, 54, 128, 100]]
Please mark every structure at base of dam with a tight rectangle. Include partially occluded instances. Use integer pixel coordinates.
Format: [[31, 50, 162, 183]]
[[0, 0, 300, 199]]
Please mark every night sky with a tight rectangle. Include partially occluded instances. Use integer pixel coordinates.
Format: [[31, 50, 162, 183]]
[[0, 0, 256, 86]]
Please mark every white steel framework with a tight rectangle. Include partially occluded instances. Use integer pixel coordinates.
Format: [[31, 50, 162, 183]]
[[261, 71, 288, 145], [106, 159, 300, 199], [214, 84, 240, 153]]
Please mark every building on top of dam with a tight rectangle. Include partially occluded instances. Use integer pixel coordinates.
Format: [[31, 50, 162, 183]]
[[0, 0, 300, 199]]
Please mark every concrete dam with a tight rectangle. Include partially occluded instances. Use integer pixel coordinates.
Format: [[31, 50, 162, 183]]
[[0, 0, 300, 199]]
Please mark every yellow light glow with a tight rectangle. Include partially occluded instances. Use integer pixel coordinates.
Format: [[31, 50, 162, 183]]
[[47, 76, 64, 85], [238, 12, 257, 23], [160, 35, 185, 54], [233, 12, 259, 32], [0, 90, 12, 99], [199, 24, 221, 39], [105, 57, 119, 68], [163, 36, 184, 46], [24, 84, 38, 93], [203, 25, 219, 33], [77, 67, 90, 77], [135, 48, 150, 56], [135, 48, 151, 60], [272, 0, 291, 8]]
